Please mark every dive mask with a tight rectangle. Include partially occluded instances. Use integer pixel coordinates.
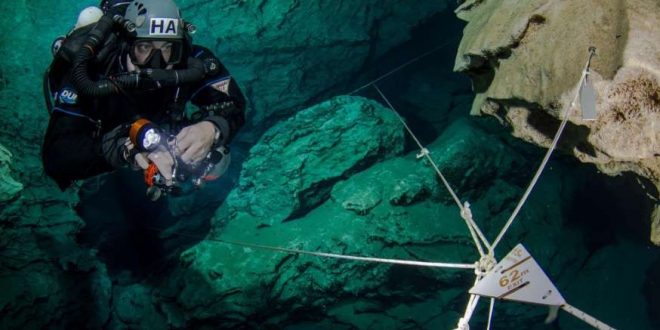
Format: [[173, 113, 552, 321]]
[[129, 39, 184, 69]]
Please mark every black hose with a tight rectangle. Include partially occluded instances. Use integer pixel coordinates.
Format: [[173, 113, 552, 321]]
[[103, 57, 206, 91], [138, 57, 206, 87], [71, 14, 207, 97], [43, 68, 54, 113], [71, 14, 120, 97]]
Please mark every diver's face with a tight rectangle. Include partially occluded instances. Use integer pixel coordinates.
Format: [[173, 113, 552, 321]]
[[132, 41, 173, 65]]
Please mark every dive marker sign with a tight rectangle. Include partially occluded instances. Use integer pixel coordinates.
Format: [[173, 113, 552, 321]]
[[579, 46, 598, 121], [150, 18, 178, 36], [470, 244, 616, 329], [562, 303, 617, 330], [469, 244, 565, 306], [580, 77, 597, 120]]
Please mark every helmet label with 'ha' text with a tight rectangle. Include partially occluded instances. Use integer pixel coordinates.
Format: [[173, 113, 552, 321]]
[[150, 18, 178, 36]]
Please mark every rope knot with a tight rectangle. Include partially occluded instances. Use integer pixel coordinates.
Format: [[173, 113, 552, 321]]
[[416, 148, 430, 159], [454, 317, 470, 330], [460, 201, 473, 221], [474, 254, 497, 276]]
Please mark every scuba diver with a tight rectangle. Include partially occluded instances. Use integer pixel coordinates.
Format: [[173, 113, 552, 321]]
[[42, 0, 245, 200]]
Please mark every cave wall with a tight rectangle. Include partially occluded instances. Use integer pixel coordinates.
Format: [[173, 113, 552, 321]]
[[453, 0, 660, 243], [176, 0, 454, 138]]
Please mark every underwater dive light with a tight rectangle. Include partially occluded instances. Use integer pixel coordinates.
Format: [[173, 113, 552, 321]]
[[129, 119, 162, 152]]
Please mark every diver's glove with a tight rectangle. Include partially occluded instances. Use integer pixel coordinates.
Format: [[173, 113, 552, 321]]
[[101, 124, 131, 168], [139, 145, 174, 186], [100, 130, 150, 171], [175, 121, 219, 164], [101, 124, 171, 178]]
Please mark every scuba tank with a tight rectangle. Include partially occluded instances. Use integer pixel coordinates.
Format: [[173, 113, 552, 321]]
[[51, 6, 104, 57], [50, 7, 104, 57]]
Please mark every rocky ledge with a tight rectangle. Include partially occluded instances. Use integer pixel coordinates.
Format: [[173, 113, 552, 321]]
[[453, 0, 660, 244]]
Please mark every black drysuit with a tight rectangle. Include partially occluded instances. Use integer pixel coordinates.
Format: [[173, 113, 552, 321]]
[[42, 41, 246, 190]]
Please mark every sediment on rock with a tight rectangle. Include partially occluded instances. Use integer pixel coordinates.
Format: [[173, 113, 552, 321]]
[[454, 0, 659, 243]]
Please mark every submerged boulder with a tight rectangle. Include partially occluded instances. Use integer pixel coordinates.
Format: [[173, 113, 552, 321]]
[[214, 95, 405, 228], [453, 0, 660, 244], [170, 108, 593, 328], [331, 117, 528, 213], [0, 145, 22, 202]]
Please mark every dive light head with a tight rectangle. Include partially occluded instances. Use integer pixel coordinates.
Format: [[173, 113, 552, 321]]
[[129, 118, 162, 152]]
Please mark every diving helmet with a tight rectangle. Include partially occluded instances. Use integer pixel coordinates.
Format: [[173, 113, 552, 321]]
[[123, 0, 188, 69]]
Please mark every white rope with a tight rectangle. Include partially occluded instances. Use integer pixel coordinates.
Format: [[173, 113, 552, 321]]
[[474, 254, 497, 276], [486, 298, 495, 330], [454, 276, 484, 330], [489, 49, 596, 252], [202, 235, 476, 270], [460, 201, 492, 254], [456, 294, 481, 330], [373, 84, 492, 256], [467, 294, 481, 320]]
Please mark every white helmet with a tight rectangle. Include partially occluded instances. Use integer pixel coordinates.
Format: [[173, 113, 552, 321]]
[[123, 0, 188, 68]]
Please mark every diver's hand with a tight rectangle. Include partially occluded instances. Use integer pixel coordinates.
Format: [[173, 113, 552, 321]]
[[175, 121, 217, 164], [136, 145, 174, 186]]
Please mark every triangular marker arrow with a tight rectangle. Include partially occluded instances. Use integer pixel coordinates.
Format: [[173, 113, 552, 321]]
[[469, 244, 566, 306], [580, 77, 597, 120]]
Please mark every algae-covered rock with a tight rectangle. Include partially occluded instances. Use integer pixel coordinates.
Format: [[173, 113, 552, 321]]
[[0, 4, 103, 326], [0, 135, 111, 328], [331, 117, 527, 211], [0, 144, 22, 202], [112, 284, 169, 329], [425, 118, 527, 201], [454, 0, 660, 243], [217, 95, 405, 227]]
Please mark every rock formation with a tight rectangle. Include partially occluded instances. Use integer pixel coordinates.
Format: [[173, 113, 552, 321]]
[[168, 97, 651, 328], [453, 0, 660, 243], [168, 97, 545, 327], [0, 145, 22, 202], [178, 0, 453, 132]]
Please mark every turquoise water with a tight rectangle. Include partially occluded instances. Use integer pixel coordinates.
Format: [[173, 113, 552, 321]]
[[0, 1, 657, 329]]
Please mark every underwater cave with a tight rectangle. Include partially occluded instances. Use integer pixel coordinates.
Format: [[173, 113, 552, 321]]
[[0, 0, 658, 329]]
